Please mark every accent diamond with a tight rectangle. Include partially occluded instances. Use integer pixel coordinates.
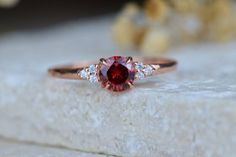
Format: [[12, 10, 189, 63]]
[[89, 74, 98, 83], [143, 65, 154, 76], [79, 69, 88, 79], [135, 62, 144, 70], [87, 64, 98, 83], [89, 64, 97, 74], [135, 70, 145, 79]]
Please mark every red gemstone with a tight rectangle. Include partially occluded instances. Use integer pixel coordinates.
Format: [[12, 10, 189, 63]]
[[98, 56, 135, 92]]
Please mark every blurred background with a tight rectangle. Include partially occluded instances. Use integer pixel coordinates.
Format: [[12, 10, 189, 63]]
[[0, 0, 235, 56], [0, 0, 143, 31]]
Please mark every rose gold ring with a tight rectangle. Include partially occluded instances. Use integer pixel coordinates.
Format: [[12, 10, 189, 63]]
[[48, 56, 177, 92]]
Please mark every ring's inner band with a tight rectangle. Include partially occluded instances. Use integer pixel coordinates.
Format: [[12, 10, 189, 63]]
[[48, 58, 177, 80]]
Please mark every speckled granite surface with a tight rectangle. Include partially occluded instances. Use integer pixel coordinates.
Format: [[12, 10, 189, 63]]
[[0, 17, 236, 157]]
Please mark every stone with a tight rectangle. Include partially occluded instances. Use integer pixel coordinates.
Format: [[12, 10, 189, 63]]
[[80, 69, 88, 79], [89, 65, 97, 74], [135, 62, 144, 70], [135, 62, 145, 80], [0, 139, 110, 157], [88, 64, 99, 83], [135, 70, 145, 79], [143, 65, 154, 76], [89, 74, 98, 83], [0, 17, 236, 157], [107, 63, 129, 84], [98, 56, 135, 92]]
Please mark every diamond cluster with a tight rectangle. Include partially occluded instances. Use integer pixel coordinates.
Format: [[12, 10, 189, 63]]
[[79, 64, 98, 83], [135, 62, 154, 79]]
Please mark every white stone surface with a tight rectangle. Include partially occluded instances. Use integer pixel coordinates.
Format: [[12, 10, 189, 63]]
[[0, 17, 236, 157], [0, 139, 109, 157]]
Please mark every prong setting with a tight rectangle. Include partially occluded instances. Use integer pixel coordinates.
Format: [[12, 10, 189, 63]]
[[126, 56, 133, 64], [98, 56, 136, 92], [127, 82, 134, 88], [100, 58, 108, 65]]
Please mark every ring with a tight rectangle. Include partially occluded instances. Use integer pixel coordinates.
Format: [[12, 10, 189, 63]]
[[48, 56, 177, 92]]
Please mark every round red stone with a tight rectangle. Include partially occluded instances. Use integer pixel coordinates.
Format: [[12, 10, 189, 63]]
[[98, 56, 135, 92], [107, 63, 129, 84]]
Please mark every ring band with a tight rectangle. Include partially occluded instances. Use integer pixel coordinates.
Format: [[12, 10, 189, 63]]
[[48, 56, 177, 92]]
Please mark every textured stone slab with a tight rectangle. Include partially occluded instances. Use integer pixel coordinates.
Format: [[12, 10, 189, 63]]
[[0, 139, 109, 157], [0, 18, 236, 157]]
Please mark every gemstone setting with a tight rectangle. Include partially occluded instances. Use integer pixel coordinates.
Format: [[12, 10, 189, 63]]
[[98, 56, 135, 92]]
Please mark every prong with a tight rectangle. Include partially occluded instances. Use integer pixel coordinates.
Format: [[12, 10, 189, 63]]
[[126, 56, 133, 63], [152, 64, 160, 70], [127, 82, 134, 88], [100, 58, 107, 65], [105, 83, 111, 90]]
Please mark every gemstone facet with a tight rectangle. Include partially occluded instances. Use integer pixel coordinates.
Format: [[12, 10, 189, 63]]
[[98, 56, 135, 92]]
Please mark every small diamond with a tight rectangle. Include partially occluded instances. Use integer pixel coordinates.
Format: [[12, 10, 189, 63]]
[[89, 75, 98, 83], [135, 62, 144, 70], [135, 70, 145, 79], [89, 64, 97, 74], [79, 69, 88, 79], [143, 65, 153, 76]]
